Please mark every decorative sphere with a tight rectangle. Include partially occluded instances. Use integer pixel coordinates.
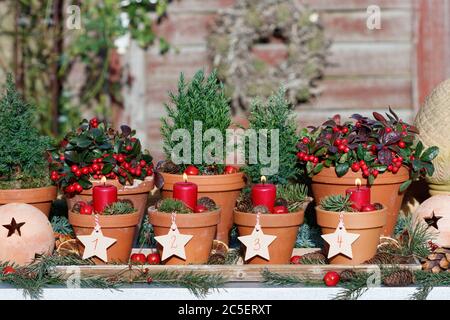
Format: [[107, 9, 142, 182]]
[[0, 203, 55, 265], [414, 79, 450, 187], [415, 195, 450, 247]]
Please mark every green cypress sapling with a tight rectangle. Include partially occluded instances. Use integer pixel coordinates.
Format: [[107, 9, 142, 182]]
[[0, 74, 52, 189]]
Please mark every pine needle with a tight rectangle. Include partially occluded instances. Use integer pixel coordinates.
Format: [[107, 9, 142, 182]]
[[261, 269, 321, 287]]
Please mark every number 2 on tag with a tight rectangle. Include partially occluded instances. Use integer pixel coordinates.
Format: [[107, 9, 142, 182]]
[[170, 235, 177, 249]]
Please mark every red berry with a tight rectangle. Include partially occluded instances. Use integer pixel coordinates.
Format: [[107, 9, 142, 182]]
[[334, 139, 342, 146], [130, 253, 147, 264], [123, 162, 130, 170], [2, 266, 16, 275], [272, 205, 289, 214], [297, 152, 304, 160], [387, 165, 394, 171], [125, 145, 133, 152], [290, 255, 302, 264], [341, 139, 348, 145], [146, 253, 161, 265], [341, 127, 349, 134], [139, 160, 147, 167], [146, 168, 153, 176], [386, 127, 392, 133], [392, 166, 399, 174], [372, 169, 379, 178], [308, 155, 315, 162], [184, 165, 199, 175], [92, 164, 100, 171], [93, 174, 99, 179], [355, 121, 362, 128], [323, 271, 340, 287], [398, 141, 406, 148], [371, 145, 377, 152], [359, 160, 365, 166], [117, 155, 125, 163], [66, 185, 75, 193], [361, 164, 368, 171], [71, 165, 79, 173], [344, 146, 350, 153], [129, 168, 136, 175], [397, 156, 403, 162], [59, 155, 65, 161], [135, 168, 142, 176], [332, 127, 340, 133], [131, 138, 137, 142], [147, 277, 153, 284], [302, 137, 310, 144], [402, 124, 408, 130], [74, 183, 83, 193], [351, 163, 360, 172], [313, 157, 319, 164], [81, 167, 89, 175], [338, 144, 346, 152], [74, 170, 82, 177], [363, 169, 370, 177], [224, 165, 238, 174], [410, 155, 415, 161]]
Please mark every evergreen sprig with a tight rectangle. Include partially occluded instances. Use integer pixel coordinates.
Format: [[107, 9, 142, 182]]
[[157, 198, 192, 214], [261, 269, 321, 287], [0, 74, 52, 189], [243, 88, 301, 185], [160, 70, 231, 173], [50, 216, 74, 235], [103, 200, 136, 215], [276, 184, 309, 212], [320, 194, 353, 212]]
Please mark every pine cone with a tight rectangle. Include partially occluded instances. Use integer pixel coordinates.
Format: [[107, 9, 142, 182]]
[[236, 195, 253, 212], [300, 251, 327, 264], [203, 165, 219, 175], [383, 270, 415, 287], [364, 252, 406, 265], [252, 205, 270, 214], [197, 197, 217, 210], [159, 160, 180, 174], [421, 248, 450, 273], [340, 269, 357, 282], [208, 253, 226, 265], [274, 198, 288, 207]]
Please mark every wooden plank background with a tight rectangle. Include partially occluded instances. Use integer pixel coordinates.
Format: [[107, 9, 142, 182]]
[[119, 0, 447, 161]]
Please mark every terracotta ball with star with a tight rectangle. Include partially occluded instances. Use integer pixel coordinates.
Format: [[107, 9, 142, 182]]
[[415, 195, 450, 246], [0, 203, 55, 265]]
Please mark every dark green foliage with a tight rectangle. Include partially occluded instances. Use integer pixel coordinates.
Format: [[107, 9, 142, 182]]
[[138, 215, 156, 248], [243, 88, 301, 184], [50, 216, 74, 235], [0, 74, 52, 189], [103, 200, 136, 215], [157, 198, 192, 214], [160, 70, 231, 173], [320, 194, 353, 212]]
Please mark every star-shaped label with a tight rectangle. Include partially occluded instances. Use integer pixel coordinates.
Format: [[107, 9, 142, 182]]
[[321, 221, 360, 259], [3, 218, 26, 237], [154, 224, 193, 261], [77, 229, 117, 262], [238, 227, 277, 261]]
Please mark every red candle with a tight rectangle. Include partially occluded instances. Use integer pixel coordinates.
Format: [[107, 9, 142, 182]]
[[251, 176, 277, 213], [93, 177, 118, 213], [345, 179, 371, 211], [173, 173, 198, 210]]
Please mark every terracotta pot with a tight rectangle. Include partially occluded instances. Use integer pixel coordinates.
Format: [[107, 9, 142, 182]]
[[68, 210, 140, 264], [149, 209, 220, 265], [66, 178, 154, 239], [234, 210, 305, 264], [316, 206, 387, 265], [0, 186, 57, 217], [160, 172, 245, 244], [311, 166, 409, 236]]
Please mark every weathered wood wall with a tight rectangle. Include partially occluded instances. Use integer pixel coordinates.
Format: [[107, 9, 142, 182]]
[[122, 0, 449, 161]]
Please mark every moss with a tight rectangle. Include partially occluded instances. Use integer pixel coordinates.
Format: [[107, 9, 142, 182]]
[[276, 3, 291, 24], [244, 9, 262, 28]]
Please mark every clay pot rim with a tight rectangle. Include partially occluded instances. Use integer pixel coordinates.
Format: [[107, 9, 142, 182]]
[[0, 185, 57, 203], [233, 209, 305, 227], [160, 172, 246, 191], [315, 206, 387, 229], [68, 210, 141, 228], [148, 208, 221, 228], [75, 176, 154, 195], [312, 166, 409, 185]]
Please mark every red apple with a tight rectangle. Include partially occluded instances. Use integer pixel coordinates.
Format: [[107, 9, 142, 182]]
[[272, 205, 289, 214], [224, 165, 238, 174], [323, 271, 340, 287], [146, 253, 161, 265], [80, 204, 93, 215], [130, 253, 147, 264], [290, 255, 302, 264], [184, 165, 199, 175]]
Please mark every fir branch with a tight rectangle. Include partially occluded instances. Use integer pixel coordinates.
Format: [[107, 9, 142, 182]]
[[276, 184, 310, 212], [320, 194, 353, 212], [410, 270, 450, 300], [51, 216, 74, 235], [334, 272, 370, 300], [144, 270, 227, 298], [103, 200, 136, 215], [261, 269, 322, 287]]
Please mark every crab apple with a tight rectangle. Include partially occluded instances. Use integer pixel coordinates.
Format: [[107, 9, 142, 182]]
[[194, 205, 208, 213], [80, 205, 93, 215], [184, 165, 199, 175], [146, 253, 161, 265], [290, 255, 302, 264], [323, 271, 340, 287], [130, 253, 146, 264]]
